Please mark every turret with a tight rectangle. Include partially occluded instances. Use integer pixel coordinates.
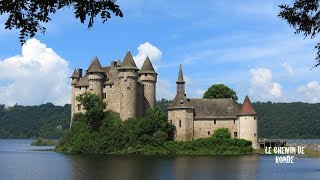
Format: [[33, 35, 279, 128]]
[[238, 95, 258, 149], [87, 56, 105, 97], [167, 65, 194, 141], [176, 64, 185, 95], [70, 68, 80, 125], [139, 56, 157, 111], [118, 51, 139, 120]]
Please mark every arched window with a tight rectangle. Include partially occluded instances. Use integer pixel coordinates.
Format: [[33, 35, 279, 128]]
[[179, 120, 181, 127]]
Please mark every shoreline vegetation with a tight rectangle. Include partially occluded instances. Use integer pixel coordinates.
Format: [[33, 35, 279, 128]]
[[55, 93, 253, 155], [31, 138, 57, 146]]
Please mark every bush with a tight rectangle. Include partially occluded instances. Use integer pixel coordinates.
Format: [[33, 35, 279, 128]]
[[212, 128, 231, 139]]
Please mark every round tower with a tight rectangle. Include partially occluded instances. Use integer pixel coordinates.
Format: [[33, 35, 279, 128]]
[[139, 56, 157, 111], [238, 95, 258, 149], [118, 51, 139, 120], [87, 56, 105, 97], [70, 68, 80, 125]]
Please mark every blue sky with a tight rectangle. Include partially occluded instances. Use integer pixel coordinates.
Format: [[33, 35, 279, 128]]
[[0, 0, 320, 106]]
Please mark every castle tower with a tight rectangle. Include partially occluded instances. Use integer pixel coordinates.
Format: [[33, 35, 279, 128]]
[[87, 56, 105, 97], [238, 95, 258, 149], [167, 65, 194, 141], [118, 51, 139, 120], [139, 56, 157, 111], [70, 68, 80, 124]]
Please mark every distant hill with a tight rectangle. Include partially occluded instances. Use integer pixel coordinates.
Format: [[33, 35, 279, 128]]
[[0, 103, 70, 139], [0, 101, 319, 139]]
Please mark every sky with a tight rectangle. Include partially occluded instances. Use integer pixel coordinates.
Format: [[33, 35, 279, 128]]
[[0, 0, 320, 106]]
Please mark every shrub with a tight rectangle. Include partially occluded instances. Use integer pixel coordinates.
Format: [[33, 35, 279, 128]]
[[212, 128, 231, 139]]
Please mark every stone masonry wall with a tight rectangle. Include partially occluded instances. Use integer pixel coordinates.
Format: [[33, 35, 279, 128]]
[[239, 116, 258, 149], [194, 119, 238, 139], [168, 109, 194, 141]]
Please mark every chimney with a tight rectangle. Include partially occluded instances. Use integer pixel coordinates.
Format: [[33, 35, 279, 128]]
[[111, 61, 116, 67], [78, 68, 83, 78]]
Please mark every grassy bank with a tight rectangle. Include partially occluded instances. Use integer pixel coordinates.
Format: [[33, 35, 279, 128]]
[[31, 138, 57, 146]]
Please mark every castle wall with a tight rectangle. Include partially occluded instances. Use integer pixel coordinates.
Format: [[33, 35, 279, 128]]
[[168, 109, 194, 141], [119, 70, 138, 120], [88, 73, 104, 97], [193, 119, 238, 139], [239, 116, 258, 149], [136, 83, 144, 117], [140, 74, 156, 110], [104, 82, 121, 114], [74, 86, 88, 114]]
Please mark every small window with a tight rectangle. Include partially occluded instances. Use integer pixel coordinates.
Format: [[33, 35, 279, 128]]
[[208, 131, 210, 135], [85, 87, 87, 90], [214, 119, 216, 124], [110, 85, 112, 88], [170, 120, 172, 123], [103, 93, 106, 99], [79, 87, 82, 90], [234, 132, 238, 138], [233, 119, 235, 124], [179, 120, 181, 127], [125, 79, 127, 82], [254, 133, 256, 137], [127, 87, 130, 90], [145, 74, 147, 76], [254, 117, 256, 120], [104, 85, 106, 88], [77, 104, 81, 111]]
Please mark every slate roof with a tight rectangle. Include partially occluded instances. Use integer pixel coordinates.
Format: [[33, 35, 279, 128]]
[[189, 98, 240, 119], [238, 95, 257, 115], [140, 56, 157, 74], [168, 92, 193, 109], [88, 56, 105, 73], [177, 64, 184, 83], [70, 68, 79, 78], [119, 51, 138, 70], [74, 73, 89, 87]]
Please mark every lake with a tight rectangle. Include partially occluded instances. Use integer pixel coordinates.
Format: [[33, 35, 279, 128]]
[[0, 139, 319, 180]]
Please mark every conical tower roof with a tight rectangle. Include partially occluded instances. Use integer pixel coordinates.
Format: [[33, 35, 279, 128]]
[[140, 56, 157, 74], [70, 68, 79, 78], [88, 56, 105, 73], [119, 51, 138, 70], [176, 64, 185, 83], [238, 95, 257, 115]]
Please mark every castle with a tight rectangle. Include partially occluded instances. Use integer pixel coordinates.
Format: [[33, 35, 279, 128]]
[[70, 53, 258, 149], [167, 65, 258, 149], [70, 51, 157, 121]]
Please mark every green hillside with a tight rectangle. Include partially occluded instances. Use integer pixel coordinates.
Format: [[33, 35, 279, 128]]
[[0, 103, 70, 139]]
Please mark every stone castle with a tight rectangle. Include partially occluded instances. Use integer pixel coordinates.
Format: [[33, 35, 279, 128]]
[[70, 52, 258, 148], [168, 65, 258, 148], [70, 51, 157, 121]]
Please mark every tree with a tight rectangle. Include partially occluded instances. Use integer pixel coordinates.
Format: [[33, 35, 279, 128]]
[[203, 84, 238, 101], [76, 92, 107, 130], [278, 0, 320, 68], [0, 0, 123, 44]]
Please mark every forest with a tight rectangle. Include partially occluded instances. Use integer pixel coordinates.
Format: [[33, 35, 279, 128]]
[[0, 100, 319, 139]]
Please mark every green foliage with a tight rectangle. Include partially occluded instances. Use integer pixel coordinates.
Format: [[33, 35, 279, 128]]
[[76, 92, 107, 130], [0, 103, 69, 139], [279, 0, 320, 68], [203, 84, 238, 101], [0, 0, 123, 44], [254, 102, 320, 138], [31, 138, 57, 146], [56, 106, 176, 154], [212, 128, 231, 139]]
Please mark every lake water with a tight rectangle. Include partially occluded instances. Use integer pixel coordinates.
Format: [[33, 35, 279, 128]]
[[0, 139, 319, 180]]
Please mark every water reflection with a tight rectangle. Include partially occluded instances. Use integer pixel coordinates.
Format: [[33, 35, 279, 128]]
[[66, 155, 260, 180]]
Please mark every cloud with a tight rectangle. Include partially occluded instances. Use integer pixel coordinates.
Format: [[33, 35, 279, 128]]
[[133, 42, 162, 69], [249, 68, 282, 101], [298, 81, 320, 103], [282, 62, 294, 76], [0, 38, 70, 106]]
